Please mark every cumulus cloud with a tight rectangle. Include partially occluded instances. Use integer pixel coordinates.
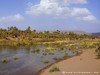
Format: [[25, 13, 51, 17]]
[[0, 14, 24, 23], [71, 8, 97, 21], [26, 0, 97, 21]]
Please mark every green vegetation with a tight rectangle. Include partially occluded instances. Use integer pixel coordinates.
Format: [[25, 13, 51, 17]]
[[43, 52, 47, 56], [43, 59, 50, 64], [79, 41, 98, 49], [0, 26, 100, 59], [40, 55, 44, 58], [49, 66, 60, 72], [48, 52, 55, 55], [0, 26, 99, 46], [45, 47, 56, 50], [14, 56, 19, 61], [53, 56, 58, 60], [1, 58, 9, 63], [64, 53, 68, 56], [32, 48, 40, 53], [95, 45, 100, 59], [59, 47, 64, 51]]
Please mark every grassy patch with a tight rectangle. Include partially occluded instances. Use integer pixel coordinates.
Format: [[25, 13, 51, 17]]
[[14, 56, 19, 61], [95, 45, 100, 59], [45, 47, 56, 50], [49, 66, 60, 72], [1, 58, 9, 63], [43, 52, 47, 56], [32, 48, 40, 53], [53, 56, 58, 60], [97, 54, 100, 59], [59, 47, 64, 51], [48, 52, 55, 55], [43, 59, 50, 64], [64, 53, 68, 56]]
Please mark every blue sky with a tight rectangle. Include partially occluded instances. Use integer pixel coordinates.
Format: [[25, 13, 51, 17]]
[[0, 0, 100, 33]]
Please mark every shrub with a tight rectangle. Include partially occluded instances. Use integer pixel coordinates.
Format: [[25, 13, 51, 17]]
[[14, 57, 18, 61], [40, 55, 43, 58], [64, 53, 68, 56], [43, 52, 47, 56], [46, 47, 55, 50], [59, 47, 64, 51], [32, 48, 40, 53], [48, 52, 55, 55], [43, 59, 50, 64], [36, 48, 40, 53], [97, 54, 100, 59], [49, 66, 60, 72], [53, 56, 58, 60], [95, 45, 100, 59], [1, 58, 9, 63]]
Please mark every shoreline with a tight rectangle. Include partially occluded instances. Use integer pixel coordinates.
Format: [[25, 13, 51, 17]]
[[36, 51, 82, 75], [36, 48, 100, 75]]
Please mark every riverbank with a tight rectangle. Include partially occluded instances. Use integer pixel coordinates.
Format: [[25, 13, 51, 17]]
[[37, 48, 100, 75]]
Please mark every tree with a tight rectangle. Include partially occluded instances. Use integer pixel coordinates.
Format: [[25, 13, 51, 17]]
[[8, 26, 19, 38], [25, 26, 31, 34]]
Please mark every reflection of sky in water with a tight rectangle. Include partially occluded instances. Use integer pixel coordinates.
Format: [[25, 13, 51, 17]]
[[0, 45, 80, 75]]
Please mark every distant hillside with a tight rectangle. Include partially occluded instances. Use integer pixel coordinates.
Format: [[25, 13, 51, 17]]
[[67, 31, 90, 35], [59, 30, 91, 35], [39, 30, 92, 35], [92, 33, 100, 36]]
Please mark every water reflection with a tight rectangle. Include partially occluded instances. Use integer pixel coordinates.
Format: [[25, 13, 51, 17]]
[[0, 45, 79, 75]]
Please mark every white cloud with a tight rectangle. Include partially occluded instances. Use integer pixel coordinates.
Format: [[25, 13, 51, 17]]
[[71, 8, 97, 21], [39, 0, 87, 6], [0, 14, 24, 23], [71, 8, 90, 17], [26, 0, 97, 21], [81, 15, 97, 21]]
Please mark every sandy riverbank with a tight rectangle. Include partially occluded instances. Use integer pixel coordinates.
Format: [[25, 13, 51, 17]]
[[38, 49, 100, 75]]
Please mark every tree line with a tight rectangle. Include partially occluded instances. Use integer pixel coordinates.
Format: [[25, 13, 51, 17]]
[[0, 26, 98, 41]]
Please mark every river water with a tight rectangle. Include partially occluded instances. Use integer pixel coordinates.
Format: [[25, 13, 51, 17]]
[[0, 45, 78, 75]]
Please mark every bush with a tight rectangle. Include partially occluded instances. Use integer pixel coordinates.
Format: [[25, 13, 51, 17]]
[[46, 47, 56, 50], [95, 45, 100, 59], [64, 53, 68, 56], [53, 56, 58, 60], [97, 54, 100, 59], [43, 59, 50, 64], [1, 58, 9, 63], [43, 52, 47, 56], [14, 57, 18, 61], [48, 52, 55, 55], [49, 66, 60, 72], [35, 48, 40, 53], [59, 47, 64, 51], [32, 48, 40, 53]]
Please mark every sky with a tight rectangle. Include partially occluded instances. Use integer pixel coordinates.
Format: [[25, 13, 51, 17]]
[[0, 0, 100, 33]]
